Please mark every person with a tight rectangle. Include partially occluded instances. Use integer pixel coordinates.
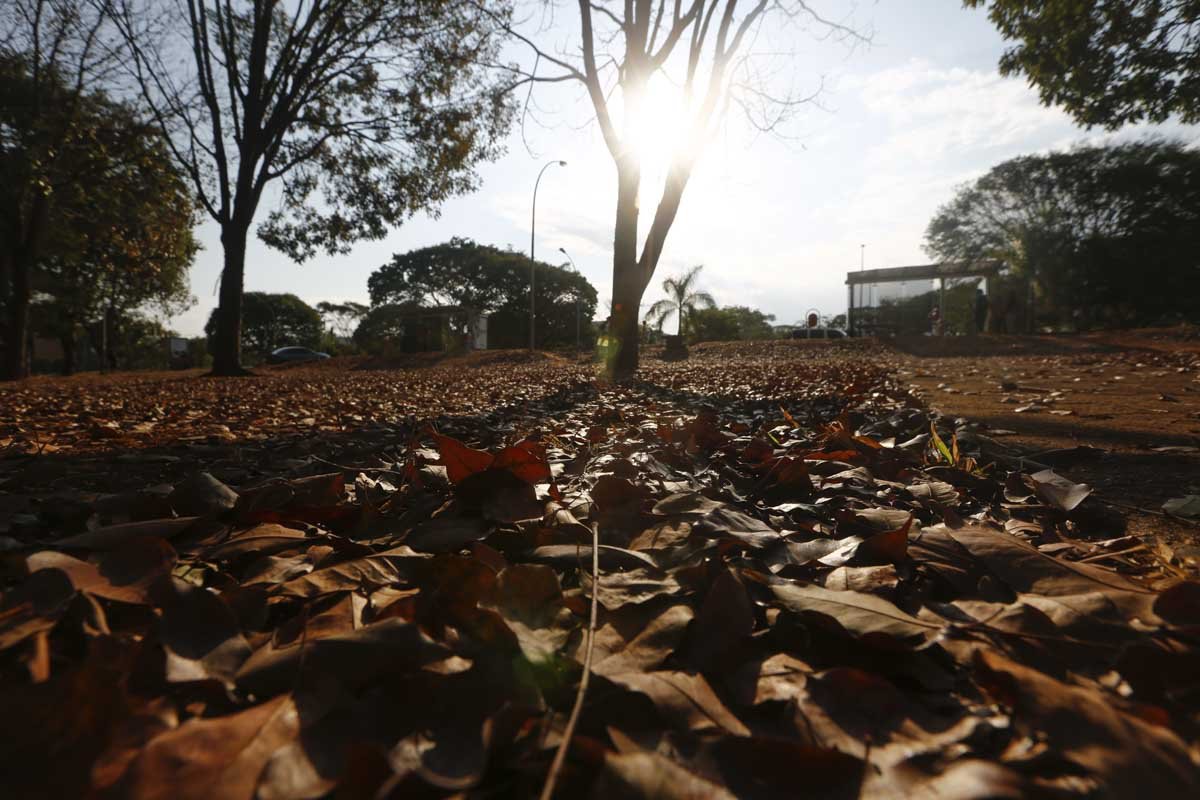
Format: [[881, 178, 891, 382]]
[[928, 305, 941, 336], [975, 287, 989, 334]]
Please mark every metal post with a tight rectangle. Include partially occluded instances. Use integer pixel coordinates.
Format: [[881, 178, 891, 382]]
[[938, 277, 946, 336], [559, 246, 581, 355], [847, 284, 854, 337], [530, 160, 566, 350]]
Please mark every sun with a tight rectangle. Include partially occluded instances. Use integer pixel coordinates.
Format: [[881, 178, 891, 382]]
[[622, 74, 691, 174]]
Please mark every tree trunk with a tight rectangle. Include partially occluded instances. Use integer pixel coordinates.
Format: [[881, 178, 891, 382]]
[[608, 161, 645, 381], [60, 331, 76, 376], [212, 222, 249, 376], [2, 251, 32, 381]]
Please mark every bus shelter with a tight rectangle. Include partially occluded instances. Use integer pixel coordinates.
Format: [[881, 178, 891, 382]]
[[846, 260, 1004, 337]]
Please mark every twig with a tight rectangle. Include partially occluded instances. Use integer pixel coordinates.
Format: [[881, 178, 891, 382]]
[[1076, 544, 1149, 563], [1095, 497, 1200, 526], [309, 454, 408, 478], [539, 521, 600, 800]]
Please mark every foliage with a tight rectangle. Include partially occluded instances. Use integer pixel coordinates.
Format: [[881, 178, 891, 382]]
[[317, 302, 369, 341], [646, 266, 715, 337], [1, 54, 196, 375], [106, 315, 177, 370], [204, 292, 322, 357], [924, 140, 1200, 328], [967, 0, 1200, 127], [690, 305, 777, 343], [29, 107, 198, 369], [0, 0, 129, 379], [352, 304, 421, 355], [366, 238, 598, 350], [110, 0, 517, 373]]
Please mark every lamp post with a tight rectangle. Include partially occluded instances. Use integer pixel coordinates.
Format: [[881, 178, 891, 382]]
[[558, 246, 581, 355], [530, 159, 567, 350]]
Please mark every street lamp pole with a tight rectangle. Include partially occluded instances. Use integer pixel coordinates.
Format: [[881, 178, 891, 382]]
[[530, 159, 567, 350], [558, 246, 581, 355]]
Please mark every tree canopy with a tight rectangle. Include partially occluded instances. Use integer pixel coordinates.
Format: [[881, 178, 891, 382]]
[[690, 305, 777, 342], [111, 0, 516, 373], [366, 238, 598, 349], [0, 0, 129, 379], [317, 302, 369, 340], [29, 101, 198, 372], [967, 0, 1200, 127], [204, 293, 322, 356], [924, 140, 1200, 328], [647, 265, 715, 337]]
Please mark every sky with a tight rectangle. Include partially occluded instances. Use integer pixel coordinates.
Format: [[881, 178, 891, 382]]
[[170, 0, 1199, 337]]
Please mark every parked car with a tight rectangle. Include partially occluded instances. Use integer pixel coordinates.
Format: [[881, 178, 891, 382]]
[[790, 327, 847, 339], [267, 346, 330, 364]]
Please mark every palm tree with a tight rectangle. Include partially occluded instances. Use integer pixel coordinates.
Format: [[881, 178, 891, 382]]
[[647, 265, 715, 337]]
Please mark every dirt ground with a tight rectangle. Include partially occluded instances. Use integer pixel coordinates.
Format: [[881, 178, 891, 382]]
[[892, 326, 1200, 561]]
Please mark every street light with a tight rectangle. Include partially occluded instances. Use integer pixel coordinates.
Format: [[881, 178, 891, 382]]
[[530, 159, 567, 350], [558, 246, 582, 354]]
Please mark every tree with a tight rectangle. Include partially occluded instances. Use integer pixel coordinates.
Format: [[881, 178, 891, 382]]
[[647, 265, 715, 337], [317, 301, 369, 340], [503, 2, 864, 377], [352, 304, 415, 354], [725, 305, 776, 339], [688, 307, 738, 342], [689, 305, 775, 342], [0, 1, 126, 379], [367, 238, 598, 349], [204, 292, 322, 357], [966, 1, 1200, 128], [30, 104, 198, 374], [110, 0, 516, 375], [924, 140, 1200, 329]]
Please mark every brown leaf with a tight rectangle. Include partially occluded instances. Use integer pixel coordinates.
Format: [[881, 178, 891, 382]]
[[26, 539, 176, 605], [605, 670, 750, 735], [588, 605, 694, 677], [237, 618, 452, 696], [683, 567, 753, 670], [1153, 580, 1200, 627], [595, 748, 736, 799], [1028, 469, 1092, 512], [54, 517, 204, 551], [946, 525, 1155, 617], [492, 438, 552, 484], [151, 576, 251, 685], [112, 694, 301, 800], [770, 583, 941, 648], [431, 432, 494, 484], [974, 649, 1199, 797]]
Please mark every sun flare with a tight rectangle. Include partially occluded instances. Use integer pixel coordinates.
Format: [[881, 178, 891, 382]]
[[621, 75, 691, 176]]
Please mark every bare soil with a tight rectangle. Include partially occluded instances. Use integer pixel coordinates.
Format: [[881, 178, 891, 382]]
[[892, 326, 1200, 562]]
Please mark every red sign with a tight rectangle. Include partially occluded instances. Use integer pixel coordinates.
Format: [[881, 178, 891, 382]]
[[807, 313, 819, 328]]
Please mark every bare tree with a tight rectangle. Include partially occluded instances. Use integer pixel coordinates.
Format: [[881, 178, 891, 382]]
[[498, 1, 865, 377], [0, 0, 126, 379], [107, 0, 515, 374]]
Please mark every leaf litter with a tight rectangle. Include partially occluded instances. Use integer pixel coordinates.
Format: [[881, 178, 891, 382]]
[[1, 342, 1198, 798]]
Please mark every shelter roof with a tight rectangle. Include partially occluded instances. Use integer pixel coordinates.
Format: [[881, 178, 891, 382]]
[[846, 260, 1002, 285]]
